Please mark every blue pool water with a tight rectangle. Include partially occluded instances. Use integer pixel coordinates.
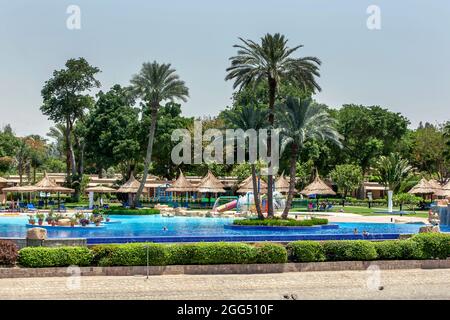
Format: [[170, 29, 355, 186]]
[[0, 214, 434, 243]]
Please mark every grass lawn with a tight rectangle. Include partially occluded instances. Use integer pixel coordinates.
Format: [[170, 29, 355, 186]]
[[327, 206, 429, 218]]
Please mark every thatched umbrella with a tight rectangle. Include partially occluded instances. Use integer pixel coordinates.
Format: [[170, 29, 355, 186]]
[[435, 181, 450, 198], [237, 175, 268, 194], [85, 185, 117, 208], [300, 175, 336, 196], [197, 170, 225, 206], [166, 170, 196, 206], [275, 172, 296, 194], [2, 185, 37, 208], [408, 178, 436, 195], [117, 174, 144, 206], [34, 172, 74, 210]]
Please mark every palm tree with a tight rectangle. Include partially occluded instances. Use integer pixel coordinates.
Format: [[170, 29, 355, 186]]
[[276, 97, 341, 219], [226, 33, 321, 217], [222, 104, 269, 219], [374, 153, 412, 212], [131, 61, 189, 207]]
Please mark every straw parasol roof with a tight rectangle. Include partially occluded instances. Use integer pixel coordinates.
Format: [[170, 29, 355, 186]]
[[117, 174, 142, 193], [237, 175, 268, 194], [0, 177, 8, 183], [85, 185, 117, 193], [197, 170, 226, 193], [275, 172, 296, 194], [166, 170, 196, 192], [408, 178, 436, 195], [2, 185, 37, 192], [34, 172, 74, 193], [435, 181, 450, 198], [300, 175, 336, 196]]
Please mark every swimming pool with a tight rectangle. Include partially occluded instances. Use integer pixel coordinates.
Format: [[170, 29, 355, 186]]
[[0, 214, 434, 244]]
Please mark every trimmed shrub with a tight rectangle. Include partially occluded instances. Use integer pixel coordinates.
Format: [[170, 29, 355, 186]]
[[373, 240, 423, 260], [233, 217, 328, 227], [92, 243, 167, 266], [287, 241, 326, 262], [322, 241, 377, 261], [104, 208, 160, 215], [19, 247, 92, 268], [254, 243, 288, 264], [411, 233, 450, 259], [166, 242, 257, 265], [0, 240, 19, 266]]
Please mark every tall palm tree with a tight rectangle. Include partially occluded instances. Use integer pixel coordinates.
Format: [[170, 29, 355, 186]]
[[222, 104, 269, 219], [374, 152, 412, 212], [276, 97, 341, 219], [226, 33, 321, 217], [131, 61, 189, 207]]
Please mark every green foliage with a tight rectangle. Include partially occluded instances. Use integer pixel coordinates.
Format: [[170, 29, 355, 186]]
[[374, 153, 412, 192], [322, 240, 378, 261], [0, 240, 19, 266], [287, 241, 326, 262], [411, 233, 450, 259], [18, 247, 93, 268], [166, 242, 258, 265], [330, 164, 363, 197], [92, 243, 167, 267], [233, 217, 328, 227], [373, 240, 423, 260], [393, 193, 422, 210], [254, 243, 288, 264]]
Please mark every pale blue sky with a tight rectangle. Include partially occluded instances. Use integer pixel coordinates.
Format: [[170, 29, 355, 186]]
[[0, 0, 449, 137]]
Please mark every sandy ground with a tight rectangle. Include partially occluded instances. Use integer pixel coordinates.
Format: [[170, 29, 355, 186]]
[[0, 269, 449, 300]]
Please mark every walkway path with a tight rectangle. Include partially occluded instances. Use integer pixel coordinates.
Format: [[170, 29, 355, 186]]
[[1, 269, 449, 299]]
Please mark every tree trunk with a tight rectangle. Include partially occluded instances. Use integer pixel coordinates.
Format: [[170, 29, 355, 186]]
[[281, 144, 298, 219], [133, 104, 158, 208], [251, 164, 263, 219], [266, 77, 277, 218]]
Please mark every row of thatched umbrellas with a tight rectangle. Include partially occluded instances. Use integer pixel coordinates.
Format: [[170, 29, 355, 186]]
[[408, 178, 450, 198]]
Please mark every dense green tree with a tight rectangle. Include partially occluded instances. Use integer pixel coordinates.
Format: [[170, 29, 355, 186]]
[[330, 164, 363, 206], [276, 97, 341, 218], [40, 57, 101, 198], [130, 61, 189, 207], [84, 85, 141, 179], [336, 105, 409, 175], [410, 122, 448, 182], [226, 33, 321, 217]]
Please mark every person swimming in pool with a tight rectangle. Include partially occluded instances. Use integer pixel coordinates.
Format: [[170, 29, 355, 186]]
[[353, 228, 358, 235], [162, 226, 168, 231]]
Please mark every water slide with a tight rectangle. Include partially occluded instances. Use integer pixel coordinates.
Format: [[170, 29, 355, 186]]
[[214, 199, 237, 213]]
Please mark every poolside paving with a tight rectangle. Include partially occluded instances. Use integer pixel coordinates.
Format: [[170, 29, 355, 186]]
[[0, 268, 449, 299]]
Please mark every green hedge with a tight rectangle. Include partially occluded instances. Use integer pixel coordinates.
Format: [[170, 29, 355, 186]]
[[233, 217, 328, 227], [323, 240, 378, 261], [16, 234, 450, 268], [92, 243, 167, 266], [373, 240, 423, 260], [411, 233, 450, 259], [19, 247, 93, 268], [104, 208, 160, 215], [287, 241, 326, 262]]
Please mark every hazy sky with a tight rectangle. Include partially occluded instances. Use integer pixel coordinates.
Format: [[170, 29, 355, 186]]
[[0, 0, 449, 137]]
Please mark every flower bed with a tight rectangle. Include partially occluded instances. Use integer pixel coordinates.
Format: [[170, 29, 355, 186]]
[[233, 217, 328, 227]]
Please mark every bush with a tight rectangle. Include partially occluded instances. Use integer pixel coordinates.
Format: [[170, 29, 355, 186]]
[[287, 241, 326, 262], [254, 243, 287, 264], [92, 243, 167, 266], [373, 240, 423, 260], [166, 242, 257, 265], [322, 241, 377, 261], [19, 247, 93, 268], [0, 240, 18, 266], [411, 233, 450, 259], [233, 217, 328, 227], [104, 208, 160, 215]]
